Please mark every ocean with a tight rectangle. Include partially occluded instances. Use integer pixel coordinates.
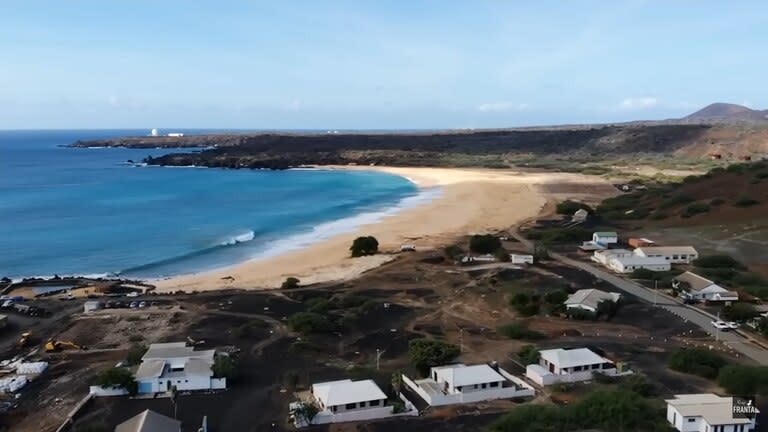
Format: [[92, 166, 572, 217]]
[[0, 130, 434, 280]]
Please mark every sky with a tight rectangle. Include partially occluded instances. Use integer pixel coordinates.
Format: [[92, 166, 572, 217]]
[[1, 1, 766, 129]]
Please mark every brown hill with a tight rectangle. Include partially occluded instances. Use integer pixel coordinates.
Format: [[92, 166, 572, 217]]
[[685, 103, 768, 123]]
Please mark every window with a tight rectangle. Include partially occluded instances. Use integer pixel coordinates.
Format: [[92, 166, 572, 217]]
[[369, 400, 380, 406], [481, 383, 487, 389], [359, 401, 366, 407], [346, 403, 357, 410], [573, 366, 582, 371], [592, 364, 599, 370], [489, 382, 499, 388], [688, 418, 696, 422]]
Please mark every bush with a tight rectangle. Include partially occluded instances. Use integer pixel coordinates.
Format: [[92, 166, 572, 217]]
[[96, 367, 138, 395], [408, 339, 460, 377], [544, 290, 569, 305], [518, 345, 541, 365], [281, 277, 300, 289], [498, 323, 545, 340], [734, 196, 759, 207], [125, 343, 147, 366], [595, 299, 619, 319], [682, 202, 710, 218], [631, 268, 658, 280], [494, 247, 511, 262], [722, 303, 758, 322], [525, 226, 592, 244], [659, 193, 694, 209], [287, 312, 335, 334], [694, 254, 743, 269], [211, 355, 238, 380], [305, 298, 333, 314], [718, 365, 768, 395], [556, 200, 593, 215], [668, 348, 727, 379], [337, 295, 370, 308], [469, 234, 502, 254], [444, 244, 464, 260], [350, 236, 379, 257], [710, 198, 726, 206]]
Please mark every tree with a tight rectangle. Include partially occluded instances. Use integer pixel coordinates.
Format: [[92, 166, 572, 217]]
[[693, 254, 743, 269], [211, 355, 238, 380], [391, 370, 404, 394], [595, 299, 619, 319], [533, 242, 550, 260], [718, 365, 768, 395], [281, 277, 300, 289], [290, 401, 319, 426], [494, 247, 511, 262], [668, 348, 726, 379], [469, 234, 502, 254], [408, 339, 460, 377], [96, 367, 138, 395], [518, 345, 540, 365], [350, 236, 379, 257], [722, 303, 758, 322], [125, 343, 147, 366], [288, 312, 334, 334]]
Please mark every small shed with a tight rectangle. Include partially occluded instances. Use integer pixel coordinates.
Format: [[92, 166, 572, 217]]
[[628, 238, 656, 248], [83, 300, 103, 313]]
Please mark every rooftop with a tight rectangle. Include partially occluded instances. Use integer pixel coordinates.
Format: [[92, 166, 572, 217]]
[[675, 271, 719, 292], [135, 359, 166, 380], [142, 342, 215, 362], [115, 409, 181, 432], [433, 363, 505, 387], [565, 289, 621, 310], [594, 231, 618, 237], [540, 348, 611, 368], [312, 379, 387, 407], [610, 255, 669, 265], [635, 246, 699, 255], [666, 394, 754, 426]]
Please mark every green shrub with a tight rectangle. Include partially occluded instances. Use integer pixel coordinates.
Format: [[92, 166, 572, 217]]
[[125, 343, 147, 366], [96, 367, 138, 395], [281, 277, 300, 289], [718, 365, 768, 395], [306, 298, 333, 313], [710, 198, 726, 206], [494, 247, 511, 262], [350, 236, 379, 257], [694, 254, 743, 269], [734, 196, 759, 207], [408, 339, 460, 377], [556, 200, 593, 215], [668, 347, 727, 379], [337, 295, 370, 308], [518, 344, 541, 365], [659, 193, 694, 209], [722, 303, 758, 322], [649, 212, 668, 220], [682, 202, 710, 218], [287, 312, 335, 334], [544, 290, 569, 304], [443, 244, 464, 259], [212, 355, 238, 380], [498, 323, 545, 340], [469, 234, 502, 254]]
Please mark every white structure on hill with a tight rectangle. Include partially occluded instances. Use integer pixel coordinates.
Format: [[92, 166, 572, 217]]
[[580, 231, 619, 250], [634, 246, 699, 264], [510, 254, 534, 265], [115, 409, 181, 432], [564, 289, 621, 313], [292, 379, 417, 426], [134, 342, 226, 394], [666, 394, 757, 432], [526, 347, 631, 386], [591, 249, 633, 266], [675, 272, 739, 302], [572, 208, 589, 223], [401, 363, 534, 406], [606, 255, 671, 273], [150, 128, 159, 137]]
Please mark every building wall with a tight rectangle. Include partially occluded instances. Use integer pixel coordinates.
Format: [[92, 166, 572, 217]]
[[636, 250, 698, 264], [402, 371, 534, 407], [526, 363, 628, 386], [137, 375, 218, 394], [310, 394, 418, 425], [566, 304, 598, 313], [608, 259, 670, 273], [327, 399, 387, 414]]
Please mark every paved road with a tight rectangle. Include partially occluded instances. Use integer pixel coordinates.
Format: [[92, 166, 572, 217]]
[[511, 232, 768, 365]]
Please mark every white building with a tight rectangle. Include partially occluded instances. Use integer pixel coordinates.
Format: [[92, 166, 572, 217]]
[[605, 255, 671, 273], [115, 409, 181, 432], [525, 347, 630, 386], [634, 246, 699, 264], [675, 272, 739, 302], [461, 254, 497, 264], [84, 300, 102, 313], [564, 289, 621, 313], [572, 208, 589, 223], [402, 363, 534, 407], [591, 249, 633, 266], [510, 254, 534, 265], [592, 232, 618, 246], [666, 394, 757, 432], [134, 342, 226, 394], [292, 379, 417, 426], [167, 132, 184, 137]]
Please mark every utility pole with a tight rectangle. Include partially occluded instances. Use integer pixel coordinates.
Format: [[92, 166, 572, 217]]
[[459, 328, 464, 353], [653, 279, 658, 305], [376, 349, 385, 370]]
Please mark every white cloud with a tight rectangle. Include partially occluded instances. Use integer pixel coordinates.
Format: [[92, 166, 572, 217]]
[[618, 97, 658, 110], [476, 102, 530, 112]]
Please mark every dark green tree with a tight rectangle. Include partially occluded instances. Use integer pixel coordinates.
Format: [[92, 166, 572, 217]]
[[350, 236, 379, 257], [211, 355, 238, 380], [469, 234, 502, 254], [96, 367, 138, 395], [408, 339, 460, 377]]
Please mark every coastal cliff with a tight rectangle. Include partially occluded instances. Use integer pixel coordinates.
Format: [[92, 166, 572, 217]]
[[71, 123, 768, 169]]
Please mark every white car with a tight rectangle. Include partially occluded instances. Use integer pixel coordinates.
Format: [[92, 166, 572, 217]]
[[711, 320, 730, 330], [126, 292, 139, 298], [727, 321, 739, 330]]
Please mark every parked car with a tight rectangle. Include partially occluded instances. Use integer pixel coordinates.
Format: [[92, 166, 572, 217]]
[[129, 301, 138, 308], [727, 321, 740, 330], [126, 292, 139, 298], [711, 320, 730, 330], [138, 301, 147, 308]]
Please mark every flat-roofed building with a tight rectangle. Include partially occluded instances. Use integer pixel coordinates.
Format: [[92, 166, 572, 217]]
[[666, 393, 757, 432], [526, 347, 631, 386], [635, 246, 699, 264]]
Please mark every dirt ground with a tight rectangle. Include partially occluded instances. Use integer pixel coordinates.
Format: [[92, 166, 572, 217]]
[[2, 249, 754, 432]]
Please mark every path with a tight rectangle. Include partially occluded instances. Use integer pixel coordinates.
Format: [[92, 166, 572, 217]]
[[511, 231, 768, 365]]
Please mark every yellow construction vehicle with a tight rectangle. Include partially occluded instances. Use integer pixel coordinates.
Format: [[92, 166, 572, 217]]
[[45, 339, 87, 352], [18, 332, 31, 348]]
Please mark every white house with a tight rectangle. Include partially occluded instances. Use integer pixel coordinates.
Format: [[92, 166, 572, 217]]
[[634, 246, 699, 264], [592, 232, 618, 246], [134, 342, 226, 394], [115, 409, 181, 432], [525, 347, 631, 386], [675, 272, 739, 302], [666, 394, 757, 432], [605, 255, 671, 273], [591, 249, 633, 266], [292, 379, 417, 426], [401, 363, 534, 406], [564, 289, 621, 313]]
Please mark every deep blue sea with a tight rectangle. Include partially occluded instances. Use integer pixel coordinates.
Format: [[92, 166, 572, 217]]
[[0, 130, 433, 279]]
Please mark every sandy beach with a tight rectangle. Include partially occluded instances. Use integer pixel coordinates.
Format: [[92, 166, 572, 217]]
[[153, 167, 616, 292]]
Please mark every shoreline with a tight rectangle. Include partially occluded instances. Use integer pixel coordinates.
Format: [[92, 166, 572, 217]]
[[152, 166, 617, 293]]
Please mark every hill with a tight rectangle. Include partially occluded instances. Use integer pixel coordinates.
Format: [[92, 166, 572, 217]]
[[685, 103, 768, 123]]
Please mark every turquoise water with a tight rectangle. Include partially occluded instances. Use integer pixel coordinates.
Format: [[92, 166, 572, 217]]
[[0, 130, 431, 279]]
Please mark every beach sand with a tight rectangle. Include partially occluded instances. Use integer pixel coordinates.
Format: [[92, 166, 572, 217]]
[[153, 167, 616, 292]]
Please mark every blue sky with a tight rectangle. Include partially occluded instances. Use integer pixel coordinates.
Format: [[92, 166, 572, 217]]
[[1, 1, 766, 129]]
